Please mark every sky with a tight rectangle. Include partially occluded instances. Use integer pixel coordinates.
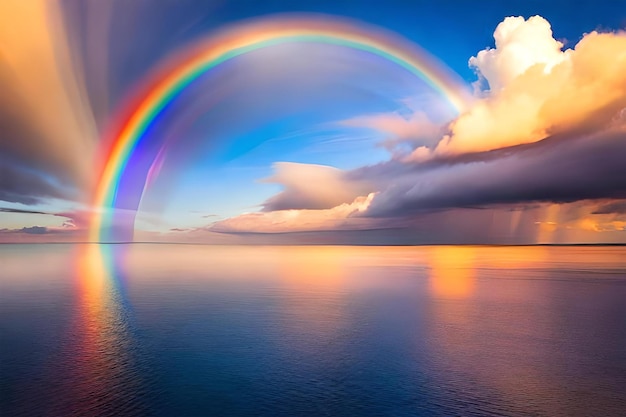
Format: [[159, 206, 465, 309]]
[[1, 0, 626, 244]]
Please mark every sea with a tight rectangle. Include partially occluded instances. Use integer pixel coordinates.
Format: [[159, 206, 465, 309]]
[[1, 244, 625, 416]]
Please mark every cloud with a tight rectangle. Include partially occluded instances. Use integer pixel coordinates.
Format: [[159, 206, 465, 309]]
[[430, 16, 626, 156], [592, 200, 626, 215], [469, 16, 568, 92], [532, 200, 626, 237], [0, 223, 79, 236], [175, 15, 626, 245], [353, 15, 626, 224], [0, 161, 70, 205], [213, 193, 376, 233], [20, 226, 49, 235], [2, 11, 622, 245], [261, 162, 372, 211], [0, 1, 96, 203], [0, 207, 51, 216], [342, 111, 445, 155], [0, 205, 87, 242], [364, 127, 626, 217], [0, 206, 83, 225], [177, 199, 626, 245]]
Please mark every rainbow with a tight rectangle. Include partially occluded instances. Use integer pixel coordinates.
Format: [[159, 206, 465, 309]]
[[89, 15, 469, 242]]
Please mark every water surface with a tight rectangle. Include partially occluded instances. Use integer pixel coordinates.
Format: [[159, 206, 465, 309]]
[[1, 244, 625, 416]]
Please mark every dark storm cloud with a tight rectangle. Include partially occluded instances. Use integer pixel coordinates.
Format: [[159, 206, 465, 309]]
[[0, 162, 70, 205], [0, 81, 76, 201], [0, 207, 79, 223], [363, 128, 626, 217], [592, 200, 626, 215], [0, 207, 50, 215]]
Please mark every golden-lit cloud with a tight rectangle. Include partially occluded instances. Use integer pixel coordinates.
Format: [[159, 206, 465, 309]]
[[261, 162, 372, 211], [0, 1, 96, 191], [429, 16, 626, 157], [212, 193, 375, 233], [469, 16, 568, 92], [2, 9, 625, 246], [532, 200, 626, 243], [121, 15, 626, 244]]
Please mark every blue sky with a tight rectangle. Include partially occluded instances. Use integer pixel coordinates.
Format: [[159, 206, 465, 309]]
[[1, 0, 625, 243], [89, 0, 625, 103]]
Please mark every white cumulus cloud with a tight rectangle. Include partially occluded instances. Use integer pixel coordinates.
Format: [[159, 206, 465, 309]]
[[431, 15, 626, 156]]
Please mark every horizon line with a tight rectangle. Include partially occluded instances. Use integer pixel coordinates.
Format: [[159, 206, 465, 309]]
[[1, 241, 625, 247]]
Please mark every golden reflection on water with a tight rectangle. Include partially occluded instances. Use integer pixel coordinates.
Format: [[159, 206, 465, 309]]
[[276, 246, 350, 343], [428, 246, 476, 299], [423, 245, 581, 416], [475, 245, 547, 270], [278, 246, 347, 288], [69, 244, 138, 414], [2, 244, 624, 415]]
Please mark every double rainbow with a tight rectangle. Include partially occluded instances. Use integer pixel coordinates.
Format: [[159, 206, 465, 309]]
[[89, 15, 469, 242]]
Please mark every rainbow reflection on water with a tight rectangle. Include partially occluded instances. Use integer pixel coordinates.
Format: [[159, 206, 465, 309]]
[[1, 244, 625, 416], [68, 244, 149, 415]]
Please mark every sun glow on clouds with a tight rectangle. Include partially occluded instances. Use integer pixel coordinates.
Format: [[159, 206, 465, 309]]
[[0, 1, 96, 190], [260, 162, 372, 211], [209, 15, 626, 242], [470, 16, 568, 92], [211, 193, 375, 234], [2, 9, 626, 244], [431, 16, 626, 157]]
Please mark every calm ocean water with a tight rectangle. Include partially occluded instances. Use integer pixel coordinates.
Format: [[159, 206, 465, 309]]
[[0, 244, 625, 416]]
